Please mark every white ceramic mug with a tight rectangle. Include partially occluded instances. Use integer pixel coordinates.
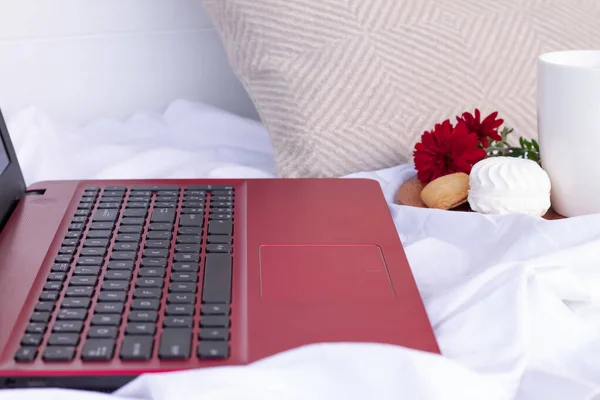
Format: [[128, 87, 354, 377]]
[[538, 50, 600, 217]]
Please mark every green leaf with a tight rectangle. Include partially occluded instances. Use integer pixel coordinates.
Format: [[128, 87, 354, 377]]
[[519, 137, 525, 147], [532, 139, 540, 152]]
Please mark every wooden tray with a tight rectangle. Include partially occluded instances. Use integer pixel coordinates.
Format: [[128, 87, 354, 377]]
[[396, 177, 566, 220]]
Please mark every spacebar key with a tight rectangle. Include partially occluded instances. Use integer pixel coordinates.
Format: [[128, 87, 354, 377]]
[[202, 254, 232, 304], [158, 328, 192, 359]]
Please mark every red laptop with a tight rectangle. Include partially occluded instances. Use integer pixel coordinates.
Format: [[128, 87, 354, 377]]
[[0, 110, 439, 391]]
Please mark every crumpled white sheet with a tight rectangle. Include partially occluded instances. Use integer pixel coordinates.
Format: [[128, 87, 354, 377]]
[[2, 100, 600, 400]]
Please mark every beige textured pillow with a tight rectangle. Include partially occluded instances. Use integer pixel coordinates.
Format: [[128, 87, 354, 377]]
[[202, 0, 600, 177]]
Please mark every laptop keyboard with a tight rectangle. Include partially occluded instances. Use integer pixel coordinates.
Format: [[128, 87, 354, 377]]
[[14, 185, 234, 363]]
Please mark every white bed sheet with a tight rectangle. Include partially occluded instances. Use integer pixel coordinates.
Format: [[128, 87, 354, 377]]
[[2, 100, 600, 400]]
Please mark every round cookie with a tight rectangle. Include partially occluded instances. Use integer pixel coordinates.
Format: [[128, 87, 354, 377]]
[[420, 173, 470, 210], [395, 177, 427, 208]]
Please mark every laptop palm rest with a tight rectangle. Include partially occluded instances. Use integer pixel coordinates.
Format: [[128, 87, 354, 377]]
[[259, 245, 395, 301]]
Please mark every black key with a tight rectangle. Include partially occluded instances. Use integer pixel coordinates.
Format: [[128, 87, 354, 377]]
[[65, 286, 95, 297], [121, 218, 145, 225], [202, 254, 232, 304], [62, 298, 90, 308], [62, 238, 79, 246], [168, 293, 195, 304], [211, 208, 233, 214], [163, 316, 193, 328], [197, 342, 229, 359], [80, 247, 107, 257], [206, 244, 232, 253], [133, 185, 179, 192], [140, 258, 167, 268], [157, 191, 179, 196], [208, 220, 232, 235], [59, 246, 77, 255], [166, 304, 194, 316], [95, 303, 124, 314], [104, 186, 126, 191], [178, 227, 202, 235], [92, 209, 119, 222], [126, 201, 150, 209], [81, 339, 115, 361], [78, 202, 94, 210], [84, 238, 110, 247], [176, 235, 201, 244], [201, 304, 230, 316], [55, 254, 73, 263], [35, 302, 55, 312], [143, 249, 169, 258], [146, 231, 171, 240], [151, 208, 176, 223], [103, 191, 125, 197], [212, 202, 233, 208], [211, 190, 234, 196], [179, 214, 203, 227], [211, 196, 233, 202], [183, 201, 203, 208], [207, 235, 232, 244], [181, 208, 204, 214], [145, 240, 171, 249], [128, 196, 151, 202], [21, 333, 42, 346], [107, 260, 135, 270], [113, 242, 138, 251], [71, 216, 88, 223], [91, 314, 121, 326], [156, 196, 178, 202], [126, 323, 156, 336], [159, 329, 192, 359], [52, 321, 84, 333], [80, 195, 96, 202], [174, 253, 200, 262], [184, 189, 208, 194], [102, 281, 129, 291], [88, 326, 119, 338], [175, 244, 199, 252], [183, 195, 205, 201], [51, 263, 69, 272], [57, 309, 87, 320], [200, 316, 230, 328], [77, 256, 104, 266], [128, 311, 158, 322], [26, 322, 46, 334], [129, 190, 152, 197], [149, 223, 173, 231], [14, 347, 37, 362], [116, 233, 141, 242], [64, 231, 82, 239], [123, 209, 147, 218], [105, 270, 132, 280], [86, 230, 112, 239], [90, 221, 114, 230], [210, 214, 232, 220], [169, 282, 196, 292], [199, 328, 230, 341], [100, 196, 123, 202], [131, 299, 160, 310], [73, 266, 101, 276], [43, 346, 75, 361], [48, 272, 66, 282], [30, 312, 51, 323], [98, 291, 127, 302], [48, 333, 80, 346], [120, 336, 154, 361], [118, 226, 144, 234], [154, 202, 177, 208], [39, 291, 59, 301], [171, 272, 197, 282], [97, 202, 121, 209], [173, 262, 199, 272], [133, 288, 162, 299], [44, 281, 62, 291], [138, 267, 166, 277], [70, 276, 98, 286], [135, 278, 164, 288], [74, 209, 91, 216], [111, 251, 137, 261]]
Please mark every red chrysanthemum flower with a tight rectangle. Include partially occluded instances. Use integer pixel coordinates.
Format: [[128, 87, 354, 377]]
[[457, 109, 504, 148], [413, 119, 487, 184]]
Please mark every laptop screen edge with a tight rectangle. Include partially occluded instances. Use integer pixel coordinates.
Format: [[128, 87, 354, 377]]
[[0, 108, 26, 230]]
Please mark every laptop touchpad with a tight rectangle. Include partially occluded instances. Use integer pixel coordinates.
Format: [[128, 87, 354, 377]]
[[259, 245, 395, 301]]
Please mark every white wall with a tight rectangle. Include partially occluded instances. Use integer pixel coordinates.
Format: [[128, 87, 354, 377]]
[[0, 0, 258, 125]]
